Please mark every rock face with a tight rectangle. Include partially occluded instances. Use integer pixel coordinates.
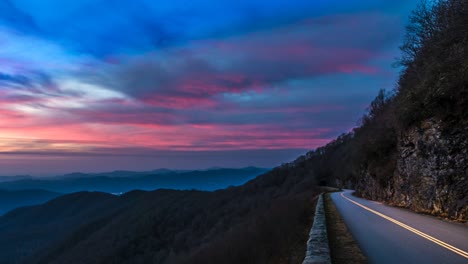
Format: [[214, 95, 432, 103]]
[[356, 119, 468, 221]]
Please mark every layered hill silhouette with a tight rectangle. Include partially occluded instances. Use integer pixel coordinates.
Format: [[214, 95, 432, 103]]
[[0, 189, 62, 215], [0, 167, 268, 194], [0, 167, 268, 217], [0, 164, 322, 264]]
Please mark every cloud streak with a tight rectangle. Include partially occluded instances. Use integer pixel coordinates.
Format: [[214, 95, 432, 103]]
[[0, 0, 418, 173]]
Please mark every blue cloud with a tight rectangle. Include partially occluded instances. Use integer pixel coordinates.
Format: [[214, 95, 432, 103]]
[[0, 0, 40, 33], [5, 0, 417, 58], [0, 0, 421, 173]]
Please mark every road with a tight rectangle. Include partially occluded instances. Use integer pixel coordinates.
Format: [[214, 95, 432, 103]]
[[331, 190, 468, 264]]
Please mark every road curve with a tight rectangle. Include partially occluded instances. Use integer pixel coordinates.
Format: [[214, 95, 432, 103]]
[[330, 190, 468, 264]]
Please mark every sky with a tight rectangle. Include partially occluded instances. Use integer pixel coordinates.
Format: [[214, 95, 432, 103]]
[[0, 0, 417, 175]]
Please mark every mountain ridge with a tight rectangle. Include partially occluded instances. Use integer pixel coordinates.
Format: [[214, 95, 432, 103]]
[[0, 167, 269, 194]]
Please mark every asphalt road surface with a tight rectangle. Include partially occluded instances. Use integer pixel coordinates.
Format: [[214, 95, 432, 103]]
[[331, 190, 468, 264]]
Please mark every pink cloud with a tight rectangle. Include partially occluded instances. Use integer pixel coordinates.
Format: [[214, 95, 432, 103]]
[[142, 95, 216, 109], [0, 11, 398, 158]]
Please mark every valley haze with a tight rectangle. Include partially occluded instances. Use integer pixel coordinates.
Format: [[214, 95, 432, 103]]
[[0, 167, 269, 215]]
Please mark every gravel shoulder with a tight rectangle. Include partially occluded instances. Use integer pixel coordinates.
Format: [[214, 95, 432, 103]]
[[324, 192, 367, 264]]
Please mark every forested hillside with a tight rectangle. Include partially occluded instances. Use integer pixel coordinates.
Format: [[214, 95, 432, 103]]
[[0, 164, 323, 264], [291, 0, 467, 221]]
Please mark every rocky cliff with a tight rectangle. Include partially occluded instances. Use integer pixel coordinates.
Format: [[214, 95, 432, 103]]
[[356, 119, 468, 221]]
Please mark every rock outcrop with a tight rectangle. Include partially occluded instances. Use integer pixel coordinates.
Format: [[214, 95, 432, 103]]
[[356, 119, 468, 222]]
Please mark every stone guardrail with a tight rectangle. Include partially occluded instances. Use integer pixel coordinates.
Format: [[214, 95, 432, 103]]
[[302, 193, 331, 264]]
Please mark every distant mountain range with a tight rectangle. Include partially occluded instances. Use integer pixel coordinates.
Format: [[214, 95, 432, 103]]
[[0, 189, 62, 215], [0, 164, 319, 264], [0, 175, 32, 183], [0, 167, 269, 194], [0, 167, 269, 216]]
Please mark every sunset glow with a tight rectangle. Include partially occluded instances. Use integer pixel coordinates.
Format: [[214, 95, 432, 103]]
[[0, 0, 417, 174]]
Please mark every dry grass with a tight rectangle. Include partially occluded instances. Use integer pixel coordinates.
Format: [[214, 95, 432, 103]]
[[324, 193, 367, 264]]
